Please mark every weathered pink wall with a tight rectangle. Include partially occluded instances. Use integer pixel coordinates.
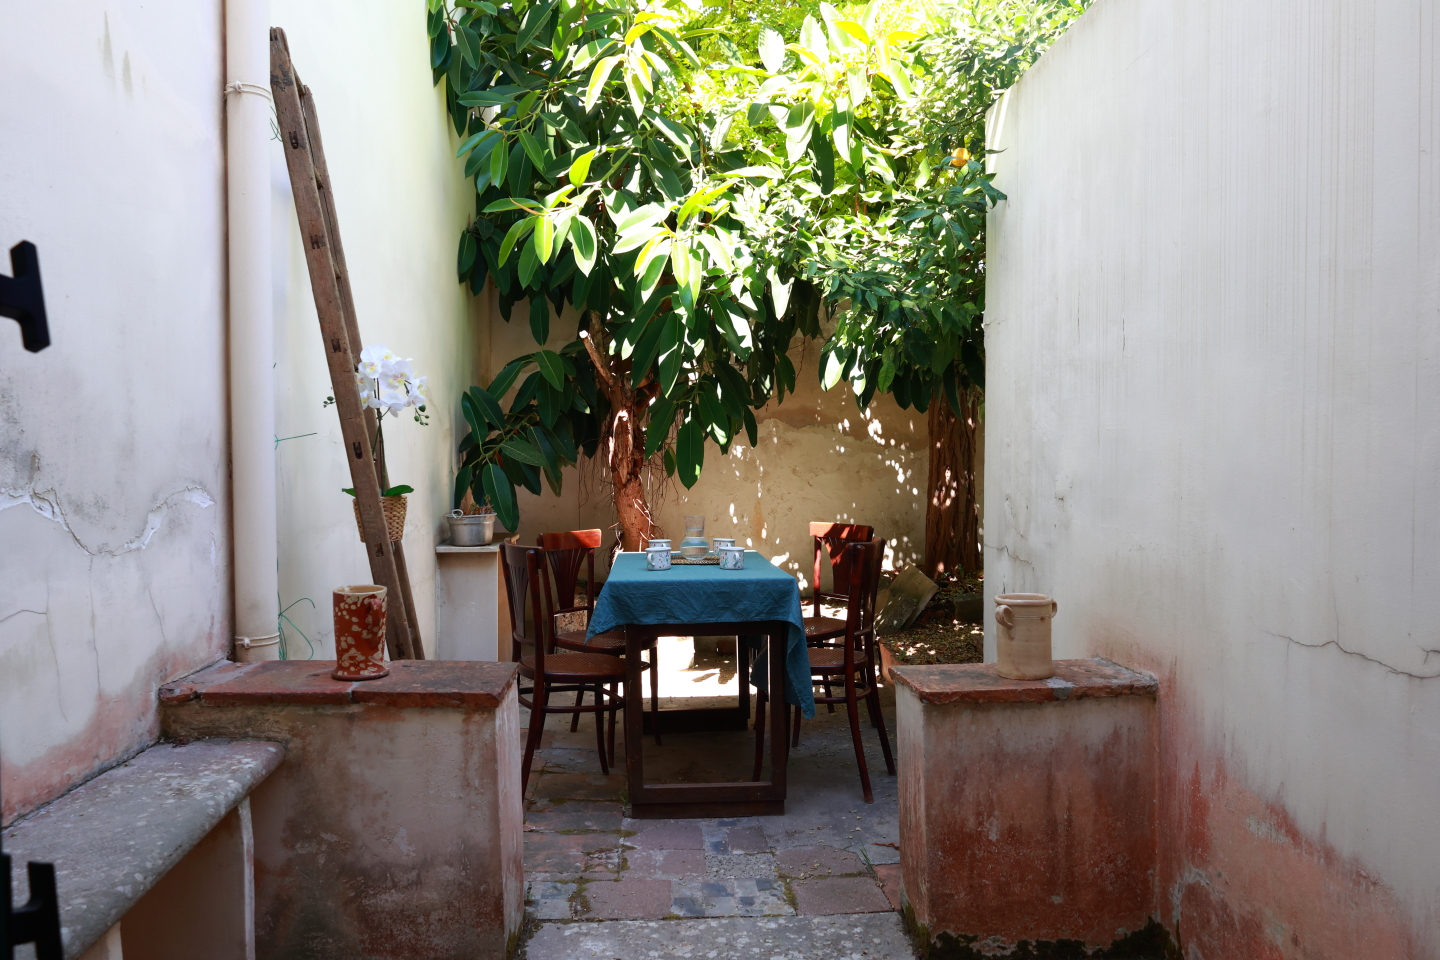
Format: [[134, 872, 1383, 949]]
[[162, 660, 525, 960], [895, 660, 1162, 956]]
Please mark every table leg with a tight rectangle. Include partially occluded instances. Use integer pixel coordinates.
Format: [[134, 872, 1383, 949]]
[[623, 625, 646, 801], [768, 625, 789, 799]]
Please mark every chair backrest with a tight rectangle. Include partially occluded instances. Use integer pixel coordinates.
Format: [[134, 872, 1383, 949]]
[[499, 541, 556, 670], [810, 521, 875, 612], [843, 538, 887, 662], [536, 528, 602, 616]]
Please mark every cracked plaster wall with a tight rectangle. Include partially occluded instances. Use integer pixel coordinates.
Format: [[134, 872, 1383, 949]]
[[1, 1, 229, 823], [984, 0, 1440, 955]]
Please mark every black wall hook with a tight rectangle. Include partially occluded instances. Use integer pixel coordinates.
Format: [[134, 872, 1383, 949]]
[[0, 242, 50, 352]]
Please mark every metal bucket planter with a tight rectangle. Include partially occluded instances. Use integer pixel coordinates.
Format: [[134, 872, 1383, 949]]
[[446, 509, 495, 546]]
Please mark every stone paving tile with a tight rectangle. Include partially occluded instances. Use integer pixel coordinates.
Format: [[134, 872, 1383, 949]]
[[672, 878, 791, 917], [522, 914, 916, 959], [724, 824, 769, 853], [524, 832, 620, 875], [525, 881, 576, 920], [625, 848, 707, 880], [529, 772, 624, 801], [776, 845, 867, 877], [580, 876, 675, 920], [623, 819, 704, 850], [872, 862, 904, 912], [705, 853, 776, 878], [523, 801, 624, 833], [792, 877, 894, 916]]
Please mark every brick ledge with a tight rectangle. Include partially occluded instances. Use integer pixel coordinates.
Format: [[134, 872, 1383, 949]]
[[160, 659, 519, 709]]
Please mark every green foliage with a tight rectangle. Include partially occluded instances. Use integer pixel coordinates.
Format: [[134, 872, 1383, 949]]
[[432, 0, 812, 497], [452, 348, 598, 533]]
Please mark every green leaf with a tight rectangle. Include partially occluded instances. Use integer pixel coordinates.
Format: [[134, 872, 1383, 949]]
[[535, 349, 566, 390], [570, 215, 598, 274], [481, 463, 518, 532], [645, 397, 676, 457], [498, 217, 535, 266], [518, 130, 547, 169], [381, 484, 415, 497], [517, 235, 540, 287], [629, 314, 668, 387], [568, 148, 597, 185], [500, 437, 547, 466], [742, 407, 759, 447], [656, 313, 684, 395], [457, 231, 477, 278], [488, 358, 530, 398], [515, 0, 555, 51], [529, 292, 550, 343], [585, 55, 624, 111], [468, 385, 507, 430], [454, 462, 474, 509], [533, 214, 555, 262], [758, 27, 786, 73], [489, 137, 509, 184], [676, 415, 704, 488]]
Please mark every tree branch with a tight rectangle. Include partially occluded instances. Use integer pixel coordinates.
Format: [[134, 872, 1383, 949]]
[[580, 322, 614, 390]]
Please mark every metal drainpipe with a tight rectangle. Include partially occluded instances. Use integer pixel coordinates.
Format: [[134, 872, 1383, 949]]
[[225, 0, 281, 662]]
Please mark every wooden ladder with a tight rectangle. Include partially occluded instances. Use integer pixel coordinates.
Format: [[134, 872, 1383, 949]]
[[269, 28, 423, 660]]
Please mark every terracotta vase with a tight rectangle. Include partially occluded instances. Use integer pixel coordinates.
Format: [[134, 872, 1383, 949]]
[[994, 593, 1057, 680], [333, 584, 389, 681]]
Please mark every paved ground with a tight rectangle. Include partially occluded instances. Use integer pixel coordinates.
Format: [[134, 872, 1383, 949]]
[[517, 635, 914, 959]]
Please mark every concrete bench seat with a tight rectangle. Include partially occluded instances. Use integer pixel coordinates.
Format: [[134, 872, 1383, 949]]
[[4, 738, 284, 959]]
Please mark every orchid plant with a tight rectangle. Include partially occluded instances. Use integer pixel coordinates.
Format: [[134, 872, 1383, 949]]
[[327, 344, 430, 499]]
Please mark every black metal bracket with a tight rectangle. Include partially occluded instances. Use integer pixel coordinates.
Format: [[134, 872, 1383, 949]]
[[2, 854, 63, 959], [0, 242, 50, 353]]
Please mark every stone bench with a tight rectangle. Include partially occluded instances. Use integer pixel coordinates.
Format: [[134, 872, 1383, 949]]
[[894, 658, 1165, 957], [4, 738, 284, 959], [160, 658, 524, 960]]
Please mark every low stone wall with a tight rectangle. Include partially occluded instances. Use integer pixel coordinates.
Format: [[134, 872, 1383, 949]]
[[893, 659, 1163, 958], [160, 660, 523, 960]]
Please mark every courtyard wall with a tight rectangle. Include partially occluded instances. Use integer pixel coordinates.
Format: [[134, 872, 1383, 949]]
[[984, 0, 1440, 955]]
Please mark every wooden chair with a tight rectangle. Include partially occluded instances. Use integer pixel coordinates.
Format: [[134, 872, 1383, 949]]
[[755, 537, 895, 803], [804, 522, 876, 646], [501, 541, 639, 793], [537, 529, 662, 745]]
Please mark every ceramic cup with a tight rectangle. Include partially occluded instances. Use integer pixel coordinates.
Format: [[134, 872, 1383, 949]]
[[718, 545, 745, 570], [712, 537, 736, 551], [648, 538, 672, 550], [646, 546, 673, 571], [332, 584, 389, 681]]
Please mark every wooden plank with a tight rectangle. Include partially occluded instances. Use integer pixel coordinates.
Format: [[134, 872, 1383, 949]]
[[296, 83, 425, 659], [269, 28, 415, 660]]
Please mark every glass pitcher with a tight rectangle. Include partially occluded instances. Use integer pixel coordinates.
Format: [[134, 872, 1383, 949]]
[[680, 515, 709, 559]]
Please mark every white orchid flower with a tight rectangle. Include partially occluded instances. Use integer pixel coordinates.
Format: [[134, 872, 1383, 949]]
[[358, 344, 396, 381], [406, 375, 429, 407]]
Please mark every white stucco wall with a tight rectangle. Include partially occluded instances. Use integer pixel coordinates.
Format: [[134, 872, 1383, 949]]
[[0, 1, 229, 823], [270, 0, 479, 660], [984, 0, 1440, 954]]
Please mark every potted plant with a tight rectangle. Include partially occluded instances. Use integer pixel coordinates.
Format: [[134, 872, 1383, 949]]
[[330, 344, 429, 542]]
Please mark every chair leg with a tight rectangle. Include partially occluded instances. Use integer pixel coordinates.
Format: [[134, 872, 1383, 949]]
[[594, 684, 610, 775], [823, 679, 836, 713], [791, 703, 803, 749], [752, 689, 767, 781], [649, 647, 662, 746], [865, 675, 897, 776], [570, 687, 584, 732], [842, 670, 874, 803], [521, 683, 548, 795]]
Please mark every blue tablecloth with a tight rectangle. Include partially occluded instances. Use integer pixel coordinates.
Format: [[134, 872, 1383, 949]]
[[587, 551, 815, 718]]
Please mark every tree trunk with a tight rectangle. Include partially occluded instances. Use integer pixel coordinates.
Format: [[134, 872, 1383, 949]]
[[923, 388, 981, 578], [582, 322, 659, 552]]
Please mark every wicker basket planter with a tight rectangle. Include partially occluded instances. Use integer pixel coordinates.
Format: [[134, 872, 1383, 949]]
[[352, 495, 408, 543]]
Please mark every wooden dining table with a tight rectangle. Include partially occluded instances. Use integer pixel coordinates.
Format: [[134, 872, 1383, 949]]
[[585, 551, 815, 819]]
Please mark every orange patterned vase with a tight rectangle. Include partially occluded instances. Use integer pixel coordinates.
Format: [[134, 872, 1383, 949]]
[[333, 584, 390, 681]]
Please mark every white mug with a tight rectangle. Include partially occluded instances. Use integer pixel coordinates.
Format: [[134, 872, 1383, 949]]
[[648, 538, 672, 550], [712, 537, 736, 551], [646, 546, 672, 571], [718, 545, 745, 570]]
